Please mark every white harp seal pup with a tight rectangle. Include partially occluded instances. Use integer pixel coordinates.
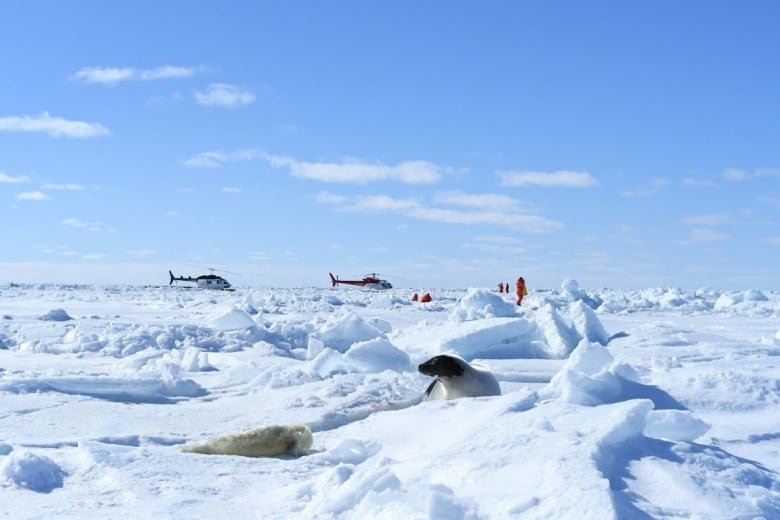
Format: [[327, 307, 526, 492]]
[[182, 424, 313, 458], [418, 354, 501, 401]]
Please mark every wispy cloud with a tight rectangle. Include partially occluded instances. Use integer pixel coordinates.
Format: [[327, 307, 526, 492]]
[[127, 249, 155, 258], [184, 149, 454, 185], [317, 192, 562, 233], [724, 167, 780, 182], [16, 191, 48, 201], [183, 149, 258, 168], [62, 217, 107, 232], [72, 65, 202, 85], [82, 253, 109, 261], [498, 170, 597, 188], [620, 178, 669, 198], [221, 187, 241, 193], [723, 168, 748, 181], [433, 190, 519, 210], [264, 153, 449, 184], [764, 236, 780, 245], [682, 213, 732, 226], [0, 172, 31, 184], [194, 83, 255, 108], [313, 191, 348, 205], [683, 177, 718, 188], [249, 251, 269, 261], [0, 112, 110, 138], [684, 228, 730, 242], [42, 183, 85, 191], [461, 235, 527, 255]]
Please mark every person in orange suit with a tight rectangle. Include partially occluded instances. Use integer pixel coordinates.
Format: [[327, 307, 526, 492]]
[[516, 277, 527, 306]]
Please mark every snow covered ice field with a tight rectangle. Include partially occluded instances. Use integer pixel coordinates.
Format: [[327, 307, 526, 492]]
[[1, 282, 779, 519]]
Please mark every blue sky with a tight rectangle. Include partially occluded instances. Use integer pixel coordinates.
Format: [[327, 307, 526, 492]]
[[1, 1, 779, 290]]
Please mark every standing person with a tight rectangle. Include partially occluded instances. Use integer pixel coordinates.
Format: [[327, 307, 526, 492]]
[[516, 277, 527, 306], [505, 282, 509, 294], [498, 282, 504, 293]]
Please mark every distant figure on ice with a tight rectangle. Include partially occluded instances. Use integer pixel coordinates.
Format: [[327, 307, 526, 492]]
[[497, 282, 504, 293], [505, 282, 509, 294], [420, 292, 432, 303], [411, 292, 419, 302], [516, 277, 527, 306]]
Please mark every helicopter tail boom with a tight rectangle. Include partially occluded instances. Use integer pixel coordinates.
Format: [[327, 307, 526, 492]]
[[329, 273, 338, 287]]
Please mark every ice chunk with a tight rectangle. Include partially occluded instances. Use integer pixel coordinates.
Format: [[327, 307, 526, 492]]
[[210, 309, 256, 331], [1, 451, 65, 492], [644, 410, 711, 442], [39, 308, 73, 321], [449, 288, 517, 322]]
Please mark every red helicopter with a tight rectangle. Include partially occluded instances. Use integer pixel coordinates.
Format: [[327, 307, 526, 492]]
[[329, 272, 393, 290]]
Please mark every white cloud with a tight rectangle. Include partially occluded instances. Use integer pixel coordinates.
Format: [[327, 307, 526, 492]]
[[756, 168, 780, 178], [316, 192, 562, 233], [127, 249, 155, 258], [62, 217, 107, 232], [313, 191, 348, 205], [683, 177, 717, 188], [433, 191, 518, 210], [498, 170, 597, 188], [63, 217, 87, 228], [194, 83, 255, 108], [16, 191, 48, 201], [723, 167, 780, 182], [82, 254, 109, 261], [408, 207, 562, 232], [264, 153, 447, 184], [0, 172, 31, 184], [163, 211, 179, 218], [183, 149, 257, 168], [221, 187, 241, 193], [348, 195, 420, 212], [686, 228, 730, 242], [620, 178, 669, 198], [764, 236, 780, 245], [0, 112, 110, 138], [682, 213, 732, 226], [473, 235, 523, 245], [249, 251, 269, 261], [72, 65, 201, 85], [42, 183, 85, 191], [462, 235, 526, 255], [723, 168, 748, 181]]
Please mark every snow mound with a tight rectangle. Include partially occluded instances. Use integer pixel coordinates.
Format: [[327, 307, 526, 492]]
[[311, 338, 411, 377], [397, 303, 610, 360], [449, 288, 517, 321], [39, 308, 73, 321], [643, 409, 711, 441], [210, 309, 256, 331], [539, 340, 686, 409], [744, 289, 769, 301], [1, 451, 65, 493], [313, 313, 386, 353], [569, 301, 610, 345], [0, 371, 205, 404], [560, 279, 603, 309]]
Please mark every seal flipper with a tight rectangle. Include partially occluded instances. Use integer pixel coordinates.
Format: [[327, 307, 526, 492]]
[[425, 378, 438, 398]]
